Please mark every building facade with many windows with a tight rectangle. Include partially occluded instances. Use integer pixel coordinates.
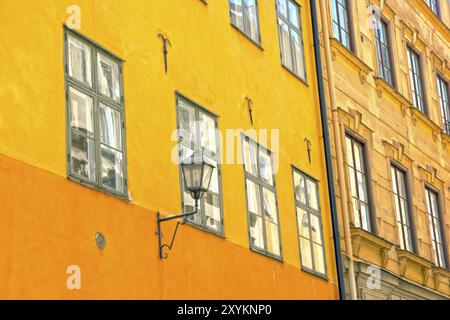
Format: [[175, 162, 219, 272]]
[[319, 0, 450, 299], [0, 0, 341, 299]]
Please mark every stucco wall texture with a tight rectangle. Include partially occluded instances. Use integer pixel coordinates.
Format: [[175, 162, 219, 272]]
[[0, 0, 339, 299]]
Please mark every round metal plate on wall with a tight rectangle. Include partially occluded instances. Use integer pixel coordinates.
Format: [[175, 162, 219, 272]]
[[95, 232, 106, 250]]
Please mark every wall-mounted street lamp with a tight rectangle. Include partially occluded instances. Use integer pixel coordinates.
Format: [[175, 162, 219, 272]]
[[157, 152, 215, 259]]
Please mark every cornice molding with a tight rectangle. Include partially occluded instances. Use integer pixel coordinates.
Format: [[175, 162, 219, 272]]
[[374, 77, 412, 117], [330, 38, 373, 85]]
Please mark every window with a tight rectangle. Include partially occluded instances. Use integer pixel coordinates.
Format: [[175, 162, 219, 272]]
[[345, 135, 372, 232], [391, 165, 413, 252], [425, 188, 446, 268], [229, 0, 261, 44], [407, 47, 426, 114], [276, 0, 306, 80], [242, 136, 281, 258], [64, 29, 127, 197], [176, 96, 223, 234], [437, 76, 450, 134], [330, 0, 352, 51], [373, 15, 394, 86], [293, 169, 327, 276], [426, 0, 440, 17]]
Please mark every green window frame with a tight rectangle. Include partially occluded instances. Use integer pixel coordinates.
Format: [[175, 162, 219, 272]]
[[276, 0, 307, 80], [64, 28, 128, 199], [242, 135, 282, 260], [176, 95, 224, 235], [424, 187, 447, 269], [292, 168, 327, 277], [229, 0, 261, 44]]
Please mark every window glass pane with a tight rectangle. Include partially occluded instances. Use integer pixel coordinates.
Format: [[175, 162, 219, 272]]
[[293, 171, 306, 204], [199, 112, 217, 156], [230, 0, 244, 30], [397, 170, 406, 197], [185, 190, 202, 225], [249, 214, 264, 249], [356, 172, 367, 202], [313, 243, 326, 274], [361, 204, 370, 231], [354, 142, 363, 172], [243, 0, 259, 42], [68, 36, 92, 86], [70, 131, 96, 181], [263, 188, 278, 223], [403, 226, 411, 251], [204, 191, 221, 231], [297, 208, 310, 238], [178, 100, 196, 145], [310, 215, 322, 244], [97, 52, 121, 102], [99, 103, 122, 150], [69, 87, 94, 137], [300, 237, 313, 269], [243, 140, 258, 176], [291, 30, 306, 79], [246, 179, 261, 216], [278, 19, 292, 70], [288, 1, 300, 29], [352, 198, 361, 228], [259, 149, 273, 185], [307, 179, 319, 210], [101, 145, 124, 193], [277, 0, 287, 18], [345, 136, 354, 167], [348, 167, 357, 198], [265, 221, 280, 256]]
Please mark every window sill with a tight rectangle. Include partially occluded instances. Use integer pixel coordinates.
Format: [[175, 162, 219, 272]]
[[301, 266, 329, 281], [185, 221, 225, 239], [374, 77, 411, 116], [408, 106, 443, 140], [351, 227, 394, 268], [230, 23, 264, 51], [397, 248, 434, 286], [441, 131, 450, 150], [249, 246, 283, 263], [281, 64, 309, 86], [432, 266, 450, 292], [329, 37, 372, 85], [67, 175, 130, 202], [408, 0, 449, 36]]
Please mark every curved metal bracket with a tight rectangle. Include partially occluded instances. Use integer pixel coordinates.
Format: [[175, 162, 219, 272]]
[[157, 200, 198, 259]]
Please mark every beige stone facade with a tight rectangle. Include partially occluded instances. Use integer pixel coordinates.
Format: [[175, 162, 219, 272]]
[[319, 0, 450, 299]]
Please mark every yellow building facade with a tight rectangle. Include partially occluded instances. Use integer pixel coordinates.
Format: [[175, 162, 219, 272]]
[[0, 1, 342, 299], [318, 0, 450, 299]]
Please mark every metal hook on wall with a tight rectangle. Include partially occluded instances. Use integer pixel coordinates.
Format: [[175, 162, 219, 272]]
[[245, 97, 254, 126], [158, 33, 172, 74], [304, 138, 312, 164]]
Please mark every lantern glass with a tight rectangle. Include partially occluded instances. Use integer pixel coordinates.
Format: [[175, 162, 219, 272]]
[[201, 163, 214, 191], [182, 163, 202, 191]]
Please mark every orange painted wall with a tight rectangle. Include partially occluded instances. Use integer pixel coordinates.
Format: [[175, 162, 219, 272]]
[[0, 154, 337, 299]]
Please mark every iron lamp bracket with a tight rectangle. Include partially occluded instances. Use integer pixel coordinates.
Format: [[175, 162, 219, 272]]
[[157, 199, 199, 259]]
